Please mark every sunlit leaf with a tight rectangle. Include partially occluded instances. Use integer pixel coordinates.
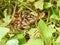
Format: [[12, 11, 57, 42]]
[[6, 39, 19, 45], [0, 27, 9, 41], [2, 9, 11, 26], [57, 0, 60, 6], [28, 28, 36, 35], [37, 19, 55, 45], [34, 0, 44, 10], [50, 14, 58, 21], [18, 0, 24, 3], [27, 0, 35, 2], [3, 15, 11, 23], [23, 38, 44, 45], [3, 9, 11, 23], [38, 19, 47, 33], [48, 24, 56, 33]]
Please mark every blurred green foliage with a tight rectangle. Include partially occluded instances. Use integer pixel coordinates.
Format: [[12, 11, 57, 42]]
[[0, 0, 60, 45]]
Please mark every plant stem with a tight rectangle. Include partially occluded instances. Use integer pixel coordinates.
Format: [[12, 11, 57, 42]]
[[11, 4, 17, 21], [22, 3, 37, 14]]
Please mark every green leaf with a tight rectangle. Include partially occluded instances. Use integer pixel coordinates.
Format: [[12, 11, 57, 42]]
[[23, 38, 44, 45], [0, 27, 9, 41], [3, 9, 7, 18], [0, 37, 8, 45], [3, 9, 11, 23], [50, 14, 58, 24], [18, 0, 24, 3], [56, 27, 60, 32], [54, 36, 60, 45], [34, 0, 44, 10], [3, 15, 11, 23], [38, 19, 47, 33], [28, 28, 36, 35], [54, 9, 59, 15], [27, 0, 35, 2], [14, 34, 26, 44], [37, 19, 54, 45], [48, 24, 56, 33], [43, 2, 52, 9], [6, 39, 19, 45], [18, 6, 24, 12], [57, 0, 60, 6], [0, 21, 3, 26], [2, 9, 11, 26], [50, 14, 58, 21]]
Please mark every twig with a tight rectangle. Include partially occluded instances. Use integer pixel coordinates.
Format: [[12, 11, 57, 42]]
[[11, 4, 17, 21]]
